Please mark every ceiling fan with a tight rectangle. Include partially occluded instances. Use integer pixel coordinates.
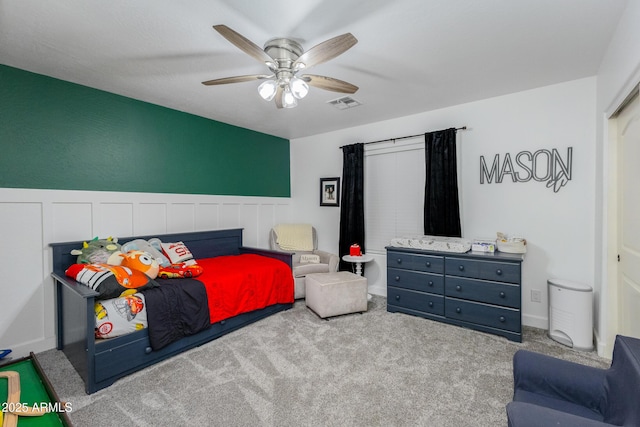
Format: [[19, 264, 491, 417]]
[[202, 25, 359, 109]]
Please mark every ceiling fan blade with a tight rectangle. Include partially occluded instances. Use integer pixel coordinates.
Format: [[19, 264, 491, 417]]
[[213, 25, 275, 67], [202, 74, 272, 86], [293, 33, 357, 69], [301, 74, 359, 94], [274, 86, 284, 109]]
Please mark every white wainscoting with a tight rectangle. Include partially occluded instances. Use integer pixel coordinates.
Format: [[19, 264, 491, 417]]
[[0, 188, 291, 358]]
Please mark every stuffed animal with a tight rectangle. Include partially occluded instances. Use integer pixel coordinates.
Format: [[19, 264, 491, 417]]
[[119, 238, 204, 279], [65, 263, 158, 299], [117, 250, 160, 279], [120, 238, 171, 267], [71, 237, 122, 264]]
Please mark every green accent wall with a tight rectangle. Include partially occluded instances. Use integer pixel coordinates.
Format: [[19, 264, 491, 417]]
[[0, 65, 290, 197]]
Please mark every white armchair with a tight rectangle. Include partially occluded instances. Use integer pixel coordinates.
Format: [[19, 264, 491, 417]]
[[269, 224, 339, 299]]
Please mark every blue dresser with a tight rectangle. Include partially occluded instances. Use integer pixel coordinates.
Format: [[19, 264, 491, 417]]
[[386, 247, 525, 342]]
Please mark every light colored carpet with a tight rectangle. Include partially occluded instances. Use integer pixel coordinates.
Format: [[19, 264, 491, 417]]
[[37, 296, 608, 426]]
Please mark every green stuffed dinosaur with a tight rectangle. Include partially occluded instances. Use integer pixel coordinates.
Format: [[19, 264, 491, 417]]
[[70, 236, 122, 264]]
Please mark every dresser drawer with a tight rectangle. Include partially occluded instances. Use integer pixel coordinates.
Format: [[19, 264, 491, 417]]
[[387, 268, 444, 294], [387, 251, 444, 274], [388, 286, 444, 316], [445, 298, 521, 332], [445, 258, 520, 283], [445, 277, 520, 308]]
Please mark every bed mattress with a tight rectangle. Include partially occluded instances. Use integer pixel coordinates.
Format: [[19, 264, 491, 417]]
[[389, 235, 471, 253], [90, 254, 294, 349]]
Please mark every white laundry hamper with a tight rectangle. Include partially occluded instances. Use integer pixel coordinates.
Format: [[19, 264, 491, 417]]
[[548, 278, 593, 351]]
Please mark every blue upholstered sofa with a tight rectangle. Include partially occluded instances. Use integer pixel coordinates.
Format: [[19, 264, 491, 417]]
[[506, 335, 640, 426]]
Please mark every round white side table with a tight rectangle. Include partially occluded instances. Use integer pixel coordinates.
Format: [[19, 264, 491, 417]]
[[342, 254, 374, 276], [342, 254, 374, 300]]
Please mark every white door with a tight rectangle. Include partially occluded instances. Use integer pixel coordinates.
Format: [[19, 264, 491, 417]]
[[617, 90, 640, 339]]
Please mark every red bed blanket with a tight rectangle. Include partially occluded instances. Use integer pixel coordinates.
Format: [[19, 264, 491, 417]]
[[196, 254, 294, 324], [143, 254, 293, 350]]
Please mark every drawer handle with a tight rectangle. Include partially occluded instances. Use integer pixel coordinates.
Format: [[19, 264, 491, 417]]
[[458, 265, 465, 271], [499, 316, 506, 323], [428, 281, 434, 287], [426, 261, 431, 267], [496, 269, 503, 275], [456, 307, 461, 314], [428, 301, 434, 307], [395, 276, 400, 282], [145, 347, 152, 354], [397, 258, 402, 264], [499, 291, 506, 298], [395, 295, 400, 301], [455, 285, 462, 292]]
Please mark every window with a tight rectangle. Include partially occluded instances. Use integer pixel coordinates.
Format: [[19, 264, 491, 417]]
[[364, 137, 425, 253]]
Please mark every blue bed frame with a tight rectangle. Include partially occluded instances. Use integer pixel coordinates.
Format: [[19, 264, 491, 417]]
[[50, 228, 292, 394]]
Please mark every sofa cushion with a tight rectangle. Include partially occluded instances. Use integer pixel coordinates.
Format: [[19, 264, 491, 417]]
[[293, 263, 330, 277], [602, 336, 640, 426], [512, 349, 607, 414], [507, 402, 613, 427], [514, 389, 604, 421]]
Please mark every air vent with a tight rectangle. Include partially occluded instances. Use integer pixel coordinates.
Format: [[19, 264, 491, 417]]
[[327, 96, 362, 110]]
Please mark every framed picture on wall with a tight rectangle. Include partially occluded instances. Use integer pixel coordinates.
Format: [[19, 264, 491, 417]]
[[320, 177, 340, 207]]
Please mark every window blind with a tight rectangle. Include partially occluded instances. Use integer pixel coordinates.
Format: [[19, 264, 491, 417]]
[[364, 137, 425, 253]]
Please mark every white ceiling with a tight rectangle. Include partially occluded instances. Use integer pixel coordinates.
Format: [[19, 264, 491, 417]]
[[0, 0, 628, 140]]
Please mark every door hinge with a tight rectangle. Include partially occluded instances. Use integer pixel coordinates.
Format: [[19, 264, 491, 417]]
[[618, 254, 621, 262]]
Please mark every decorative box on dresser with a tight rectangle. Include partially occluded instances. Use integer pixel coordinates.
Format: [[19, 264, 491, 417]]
[[386, 246, 525, 342]]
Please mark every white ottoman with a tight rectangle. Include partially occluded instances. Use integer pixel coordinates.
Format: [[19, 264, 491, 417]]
[[305, 271, 368, 319]]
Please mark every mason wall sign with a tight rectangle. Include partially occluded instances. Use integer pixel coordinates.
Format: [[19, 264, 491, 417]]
[[480, 147, 573, 193]]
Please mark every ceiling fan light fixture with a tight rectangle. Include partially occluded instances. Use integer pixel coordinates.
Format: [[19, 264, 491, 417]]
[[290, 77, 309, 99], [265, 61, 278, 71], [282, 85, 298, 108], [206, 26, 358, 109], [258, 80, 278, 101]]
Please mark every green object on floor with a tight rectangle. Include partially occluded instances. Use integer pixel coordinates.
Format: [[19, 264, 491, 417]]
[[0, 356, 69, 426]]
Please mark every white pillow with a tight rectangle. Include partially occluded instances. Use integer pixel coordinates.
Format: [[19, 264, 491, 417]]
[[300, 254, 320, 264], [95, 293, 147, 339], [160, 241, 194, 264]]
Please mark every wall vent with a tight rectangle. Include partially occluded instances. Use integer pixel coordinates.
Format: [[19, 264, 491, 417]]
[[327, 96, 362, 110]]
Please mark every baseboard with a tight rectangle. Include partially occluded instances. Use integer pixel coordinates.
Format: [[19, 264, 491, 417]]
[[368, 283, 387, 298], [518, 313, 548, 330], [4, 337, 57, 360], [594, 329, 613, 359]]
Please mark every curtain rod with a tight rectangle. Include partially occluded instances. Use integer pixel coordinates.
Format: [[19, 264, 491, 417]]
[[339, 126, 467, 149]]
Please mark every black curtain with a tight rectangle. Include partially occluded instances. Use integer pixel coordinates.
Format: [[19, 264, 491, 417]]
[[339, 143, 365, 271], [424, 128, 461, 237]]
